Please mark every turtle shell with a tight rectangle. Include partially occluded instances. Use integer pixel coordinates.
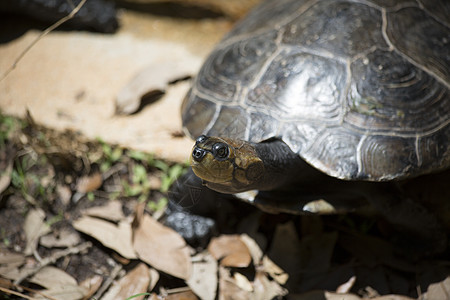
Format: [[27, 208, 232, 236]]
[[182, 0, 450, 181]]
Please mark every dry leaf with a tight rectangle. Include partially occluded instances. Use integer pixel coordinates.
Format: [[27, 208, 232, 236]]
[[0, 251, 25, 280], [234, 272, 253, 292], [240, 234, 263, 265], [218, 266, 251, 300], [30, 266, 78, 289], [148, 268, 160, 292], [31, 266, 88, 300], [261, 256, 288, 285], [166, 290, 199, 300], [423, 275, 450, 299], [56, 184, 72, 206], [34, 285, 88, 300], [73, 216, 137, 259], [82, 199, 125, 222], [102, 263, 151, 300], [0, 158, 13, 195], [336, 275, 356, 294], [253, 271, 288, 300], [289, 291, 361, 300], [24, 208, 51, 255], [76, 172, 102, 193], [208, 235, 251, 268], [133, 214, 191, 279], [187, 252, 217, 300], [80, 275, 103, 299], [371, 295, 415, 300], [40, 229, 81, 248], [115, 60, 200, 115]]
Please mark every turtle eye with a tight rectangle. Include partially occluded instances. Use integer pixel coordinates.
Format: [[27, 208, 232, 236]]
[[196, 135, 208, 145], [212, 143, 229, 160]]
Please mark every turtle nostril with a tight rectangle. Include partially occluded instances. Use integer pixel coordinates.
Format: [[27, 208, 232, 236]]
[[192, 147, 206, 162]]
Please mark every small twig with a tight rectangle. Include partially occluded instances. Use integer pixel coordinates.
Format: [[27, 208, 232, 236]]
[[0, 286, 38, 300], [0, 0, 87, 82], [93, 263, 124, 299], [14, 241, 92, 285]]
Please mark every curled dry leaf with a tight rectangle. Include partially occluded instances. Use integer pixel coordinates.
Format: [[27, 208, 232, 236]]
[[73, 216, 137, 259], [56, 184, 72, 207], [40, 229, 81, 248], [30, 266, 88, 300], [30, 266, 78, 289], [240, 234, 263, 264], [133, 214, 191, 280], [115, 59, 200, 115], [0, 251, 25, 280], [165, 290, 199, 300], [80, 275, 103, 299], [186, 251, 217, 300], [102, 263, 151, 300], [262, 256, 289, 285], [82, 199, 125, 222], [24, 208, 51, 255], [253, 271, 288, 300], [218, 266, 251, 300], [0, 144, 15, 195], [423, 276, 450, 300], [208, 235, 251, 268], [289, 291, 361, 300], [336, 275, 356, 294], [234, 272, 253, 292], [0, 158, 13, 195], [76, 172, 102, 193]]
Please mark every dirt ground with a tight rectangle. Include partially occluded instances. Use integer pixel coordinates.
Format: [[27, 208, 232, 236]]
[[0, 1, 450, 299]]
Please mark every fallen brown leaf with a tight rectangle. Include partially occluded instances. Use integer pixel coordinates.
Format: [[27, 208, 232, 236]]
[[261, 256, 288, 285], [186, 252, 217, 300], [218, 266, 251, 300], [102, 263, 151, 300], [82, 199, 125, 222], [40, 229, 81, 248], [0, 251, 25, 281], [23, 208, 51, 255], [290, 291, 361, 300], [208, 235, 251, 268], [79, 275, 103, 299], [30, 266, 88, 300], [133, 214, 191, 280], [165, 290, 199, 300], [253, 271, 287, 300], [73, 216, 137, 259], [115, 59, 200, 115], [56, 184, 72, 206], [30, 266, 78, 289], [0, 158, 13, 195], [76, 172, 102, 193], [422, 275, 450, 299]]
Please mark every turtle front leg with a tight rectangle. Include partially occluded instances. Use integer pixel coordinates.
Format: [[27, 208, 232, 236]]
[[164, 168, 251, 248]]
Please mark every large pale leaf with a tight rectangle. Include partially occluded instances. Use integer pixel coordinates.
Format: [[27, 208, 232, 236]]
[[24, 208, 51, 255], [102, 263, 151, 300], [73, 216, 136, 259], [187, 252, 217, 300], [133, 214, 191, 280]]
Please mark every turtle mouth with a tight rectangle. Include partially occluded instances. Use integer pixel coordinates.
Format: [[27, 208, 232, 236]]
[[190, 155, 232, 184]]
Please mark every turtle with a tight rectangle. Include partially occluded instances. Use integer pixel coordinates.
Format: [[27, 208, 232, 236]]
[[167, 0, 450, 251]]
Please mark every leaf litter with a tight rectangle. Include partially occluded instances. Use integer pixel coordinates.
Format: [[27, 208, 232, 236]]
[[0, 113, 449, 300]]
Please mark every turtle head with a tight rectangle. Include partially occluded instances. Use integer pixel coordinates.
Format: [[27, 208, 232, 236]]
[[190, 135, 265, 193]]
